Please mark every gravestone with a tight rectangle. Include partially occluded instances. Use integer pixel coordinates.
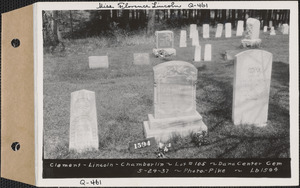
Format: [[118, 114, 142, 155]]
[[241, 18, 261, 47], [236, 20, 244, 36], [269, 20, 273, 28], [69, 90, 99, 152], [203, 24, 210, 38], [133, 53, 150, 65], [190, 24, 197, 38], [278, 23, 282, 32], [233, 50, 273, 126], [270, 26, 276, 35], [89, 56, 109, 69], [194, 46, 201, 62], [215, 23, 223, 38], [192, 30, 200, 46], [282, 24, 289, 34], [179, 30, 187, 47], [225, 23, 232, 38], [143, 61, 207, 142], [263, 26, 268, 32], [153, 30, 176, 56], [204, 44, 212, 61]]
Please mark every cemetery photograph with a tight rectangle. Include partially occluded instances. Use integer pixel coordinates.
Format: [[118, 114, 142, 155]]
[[42, 9, 290, 159]]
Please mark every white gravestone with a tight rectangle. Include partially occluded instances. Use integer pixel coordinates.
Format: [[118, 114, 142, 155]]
[[133, 53, 150, 65], [270, 26, 276, 35], [236, 20, 244, 36], [233, 50, 273, 126], [69, 90, 99, 152], [143, 61, 207, 142], [190, 24, 197, 38], [282, 24, 289, 35], [203, 24, 210, 38], [241, 18, 261, 47], [179, 30, 187, 47], [269, 20, 273, 28], [153, 30, 176, 56], [194, 46, 201, 62], [225, 23, 232, 38], [263, 26, 268, 32], [89, 56, 109, 69], [192, 30, 200, 46], [204, 44, 212, 61], [215, 23, 223, 38]]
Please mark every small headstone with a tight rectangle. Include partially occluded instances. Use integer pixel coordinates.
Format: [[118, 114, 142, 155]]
[[69, 90, 99, 152], [233, 50, 273, 126], [204, 44, 212, 61], [133, 53, 150, 65], [270, 26, 276, 35], [225, 23, 232, 38], [282, 24, 289, 34], [215, 23, 223, 38], [241, 18, 261, 48], [179, 30, 187, 47], [194, 46, 201, 62], [192, 30, 200, 46], [190, 24, 197, 38], [153, 30, 176, 56], [89, 56, 109, 69], [263, 26, 268, 32], [203, 24, 210, 38], [144, 61, 207, 142], [269, 20, 273, 28], [236, 20, 244, 36]]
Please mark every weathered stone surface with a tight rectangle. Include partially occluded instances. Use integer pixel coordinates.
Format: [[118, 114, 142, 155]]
[[225, 23, 232, 38], [236, 20, 244, 36], [203, 24, 210, 38], [156, 30, 174, 49], [192, 30, 200, 46], [69, 90, 98, 152], [215, 24, 223, 38], [233, 50, 273, 126], [204, 44, 212, 61], [241, 18, 261, 48], [144, 61, 207, 142], [89, 56, 109, 69], [179, 30, 187, 47], [133, 53, 150, 65], [190, 24, 197, 38]]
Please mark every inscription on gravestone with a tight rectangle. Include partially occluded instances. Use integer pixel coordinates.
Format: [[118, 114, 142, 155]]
[[69, 90, 99, 152], [156, 31, 174, 49], [144, 61, 207, 142], [233, 50, 273, 126]]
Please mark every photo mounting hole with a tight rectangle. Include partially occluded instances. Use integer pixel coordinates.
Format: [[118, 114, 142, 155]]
[[11, 39, 20, 48], [11, 142, 21, 151]]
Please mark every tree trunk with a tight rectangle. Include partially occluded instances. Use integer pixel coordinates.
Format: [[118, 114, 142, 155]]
[[147, 10, 155, 35]]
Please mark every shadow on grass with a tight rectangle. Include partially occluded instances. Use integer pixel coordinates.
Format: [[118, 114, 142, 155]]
[[271, 61, 289, 86]]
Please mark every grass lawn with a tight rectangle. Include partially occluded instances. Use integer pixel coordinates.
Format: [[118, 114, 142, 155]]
[[43, 26, 290, 159]]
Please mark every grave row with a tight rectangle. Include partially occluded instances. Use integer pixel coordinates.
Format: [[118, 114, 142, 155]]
[[71, 49, 273, 153]]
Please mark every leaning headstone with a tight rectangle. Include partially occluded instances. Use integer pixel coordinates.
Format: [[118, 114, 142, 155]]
[[194, 46, 201, 62], [153, 30, 176, 56], [215, 23, 223, 38], [190, 24, 197, 38], [233, 50, 273, 126], [236, 20, 244, 36], [203, 24, 210, 38], [282, 24, 289, 34], [143, 61, 207, 142], [263, 26, 268, 32], [225, 23, 232, 38], [69, 90, 99, 152], [241, 18, 261, 47], [179, 30, 187, 47], [204, 44, 212, 61], [89, 56, 109, 69], [133, 53, 150, 65], [192, 30, 200, 46], [270, 26, 276, 35]]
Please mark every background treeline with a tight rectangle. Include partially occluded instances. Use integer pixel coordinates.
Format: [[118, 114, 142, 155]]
[[43, 9, 290, 47]]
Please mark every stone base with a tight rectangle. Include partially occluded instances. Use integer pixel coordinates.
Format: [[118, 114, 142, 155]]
[[143, 112, 207, 142], [153, 48, 176, 57], [241, 39, 262, 48]]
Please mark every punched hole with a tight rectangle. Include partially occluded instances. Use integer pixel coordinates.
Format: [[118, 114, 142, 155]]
[[11, 39, 20, 48], [11, 142, 20, 151]]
